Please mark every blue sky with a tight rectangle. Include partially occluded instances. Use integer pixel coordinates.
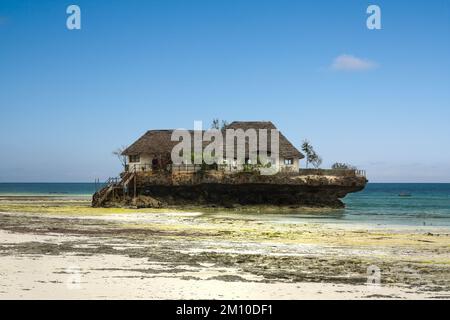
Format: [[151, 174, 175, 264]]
[[0, 0, 449, 182]]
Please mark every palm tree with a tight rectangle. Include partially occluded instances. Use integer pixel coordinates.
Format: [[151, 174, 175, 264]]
[[301, 140, 313, 168], [211, 119, 220, 130], [211, 118, 229, 130], [301, 140, 322, 169], [311, 155, 323, 169], [220, 120, 229, 130]]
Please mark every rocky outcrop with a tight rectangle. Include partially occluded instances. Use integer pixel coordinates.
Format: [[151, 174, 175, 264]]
[[118, 171, 367, 209], [131, 195, 163, 208]]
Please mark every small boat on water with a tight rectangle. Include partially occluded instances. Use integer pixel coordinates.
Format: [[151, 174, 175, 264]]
[[398, 192, 412, 197]]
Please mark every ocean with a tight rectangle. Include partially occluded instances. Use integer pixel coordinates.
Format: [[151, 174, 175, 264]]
[[0, 183, 449, 226], [0, 182, 101, 196], [343, 183, 450, 226]]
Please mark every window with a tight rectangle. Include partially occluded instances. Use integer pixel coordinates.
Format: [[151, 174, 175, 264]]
[[284, 158, 294, 165], [129, 155, 140, 163]]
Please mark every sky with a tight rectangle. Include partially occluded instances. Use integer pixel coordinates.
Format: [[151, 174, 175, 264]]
[[0, 0, 449, 182]]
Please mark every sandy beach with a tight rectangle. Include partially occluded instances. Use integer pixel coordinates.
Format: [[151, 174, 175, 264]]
[[0, 196, 449, 299]]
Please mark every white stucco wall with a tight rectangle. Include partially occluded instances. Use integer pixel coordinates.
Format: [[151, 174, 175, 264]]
[[279, 157, 299, 172], [128, 153, 154, 171], [128, 153, 300, 173]]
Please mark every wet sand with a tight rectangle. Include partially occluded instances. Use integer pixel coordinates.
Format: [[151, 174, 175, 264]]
[[0, 196, 449, 299]]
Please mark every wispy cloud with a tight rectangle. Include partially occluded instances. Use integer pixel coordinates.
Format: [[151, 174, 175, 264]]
[[331, 54, 378, 72]]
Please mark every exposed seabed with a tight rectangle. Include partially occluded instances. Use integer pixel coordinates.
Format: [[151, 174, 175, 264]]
[[0, 196, 449, 299]]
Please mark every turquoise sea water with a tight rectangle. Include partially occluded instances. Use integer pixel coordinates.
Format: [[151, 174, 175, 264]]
[[342, 183, 450, 226], [0, 183, 449, 226], [0, 183, 100, 196]]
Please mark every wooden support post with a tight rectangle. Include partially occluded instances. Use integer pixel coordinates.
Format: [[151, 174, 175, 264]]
[[134, 175, 137, 199]]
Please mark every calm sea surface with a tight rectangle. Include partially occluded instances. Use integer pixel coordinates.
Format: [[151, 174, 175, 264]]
[[0, 183, 100, 196], [0, 183, 449, 226]]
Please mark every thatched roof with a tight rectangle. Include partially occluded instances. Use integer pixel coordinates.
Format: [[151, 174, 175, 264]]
[[224, 121, 303, 159], [122, 121, 304, 159], [122, 130, 178, 156]]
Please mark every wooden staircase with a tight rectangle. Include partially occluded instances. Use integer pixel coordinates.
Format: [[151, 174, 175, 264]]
[[92, 172, 136, 207], [121, 171, 135, 188]]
